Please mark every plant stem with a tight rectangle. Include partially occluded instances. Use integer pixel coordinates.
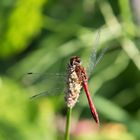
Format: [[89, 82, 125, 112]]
[[65, 107, 72, 140]]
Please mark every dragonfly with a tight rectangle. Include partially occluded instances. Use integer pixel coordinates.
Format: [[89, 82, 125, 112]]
[[24, 34, 108, 125]]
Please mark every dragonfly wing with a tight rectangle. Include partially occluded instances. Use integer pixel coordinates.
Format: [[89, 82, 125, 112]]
[[22, 72, 67, 86], [95, 47, 109, 66], [30, 88, 64, 100], [87, 31, 109, 77], [87, 31, 100, 77]]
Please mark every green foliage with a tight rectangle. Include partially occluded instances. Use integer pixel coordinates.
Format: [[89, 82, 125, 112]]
[[0, 0, 46, 58], [0, 77, 57, 140], [0, 0, 140, 140]]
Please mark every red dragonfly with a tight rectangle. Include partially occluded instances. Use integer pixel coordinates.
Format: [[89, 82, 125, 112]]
[[65, 56, 100, 124], [24, 35, 108, 125]]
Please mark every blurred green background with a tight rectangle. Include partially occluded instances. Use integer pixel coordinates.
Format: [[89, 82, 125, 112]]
[[0, 0, 140, 140]]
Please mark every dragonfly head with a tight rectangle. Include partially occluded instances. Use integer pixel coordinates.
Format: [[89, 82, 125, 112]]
[[70, 56, 81, 66]]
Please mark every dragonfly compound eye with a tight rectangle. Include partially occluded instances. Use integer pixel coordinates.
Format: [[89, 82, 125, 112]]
[[70, 56, 81, 66]]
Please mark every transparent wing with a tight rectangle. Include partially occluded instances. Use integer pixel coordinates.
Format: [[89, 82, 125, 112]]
[[22, 72, 66, 99], [22, 72, 67, 86], [87, 31, 100, 77], [30, 88, 64, 100], [95, 47, 109, 67], [87, 31, 109, 77]]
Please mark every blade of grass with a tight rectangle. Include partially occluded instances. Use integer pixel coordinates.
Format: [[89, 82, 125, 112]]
[[65, 107, 72, 140]]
